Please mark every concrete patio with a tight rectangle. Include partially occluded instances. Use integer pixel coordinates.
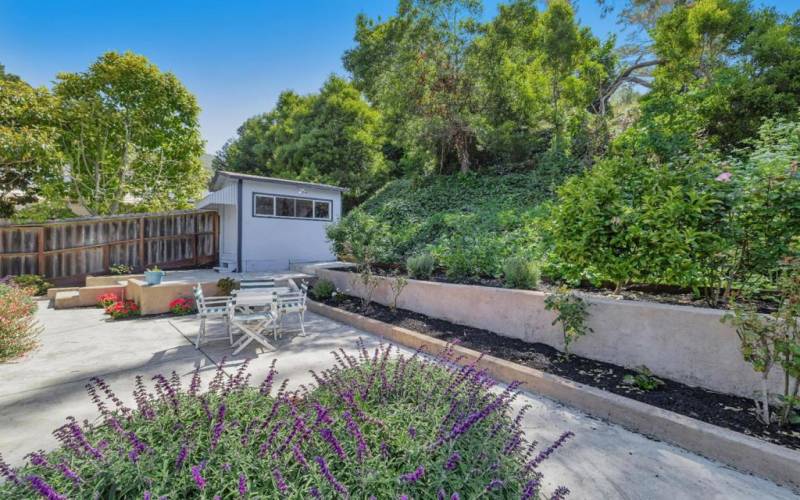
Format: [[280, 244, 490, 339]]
[[0, 301, 797, 499]]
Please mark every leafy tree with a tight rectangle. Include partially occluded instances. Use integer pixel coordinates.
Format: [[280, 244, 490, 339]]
[[215, 76, 387, 207], [0, 70, 61, 217], [53, 51, 207, 215], [345, 0, 483, 174]]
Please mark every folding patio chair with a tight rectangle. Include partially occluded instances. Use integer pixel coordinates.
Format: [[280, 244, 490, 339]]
[[193, 284, 233, 348], [274, 289, 307, 337], [229, 293, 278, 355], [238, 278, 275, 290]]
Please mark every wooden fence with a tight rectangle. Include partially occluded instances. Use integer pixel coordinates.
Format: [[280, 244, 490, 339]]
[[0, 210, 219, 285]]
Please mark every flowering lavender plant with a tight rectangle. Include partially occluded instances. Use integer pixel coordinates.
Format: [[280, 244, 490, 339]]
[[0, 340, 571, 498]]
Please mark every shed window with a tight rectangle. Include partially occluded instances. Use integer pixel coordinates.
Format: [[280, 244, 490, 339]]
[[276, 197, 295, 217], [254, 195, 274, 216], [252, 191, 333, 221], [314, 201, 331, 220], [296, 199, 313, 218]]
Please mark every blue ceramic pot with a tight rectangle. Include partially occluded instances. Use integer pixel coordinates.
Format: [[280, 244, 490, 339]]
[[144, 270, 165, 285]]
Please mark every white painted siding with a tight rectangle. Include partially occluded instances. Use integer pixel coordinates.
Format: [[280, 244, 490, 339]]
[[219, 204, 238, 270], [241, 180, 341, 271]]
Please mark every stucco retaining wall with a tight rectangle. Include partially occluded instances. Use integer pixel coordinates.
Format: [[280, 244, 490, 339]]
[[315, 268, 785, 398], [125, 279, 219, 315]]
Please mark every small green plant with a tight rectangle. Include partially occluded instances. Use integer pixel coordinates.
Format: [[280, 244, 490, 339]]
[[9, 274, 52, 296], [216, 277, 238, 296], [109, 264, 133, 275], [147, 266, 162, 272], [406, 253, 435, 280], [354, 266, 381, 310], [623, 366, 665, 391], [389, 274, 408, 312], [544, 286, 592, 355], [502, 256, 540, 289], [311, 279, 336, 301]]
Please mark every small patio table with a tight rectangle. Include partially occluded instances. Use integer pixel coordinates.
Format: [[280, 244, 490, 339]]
[[233, 287, 292, 312]]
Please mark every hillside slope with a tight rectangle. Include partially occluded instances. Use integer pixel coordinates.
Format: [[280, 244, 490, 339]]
[[328, 172, 555, 278]]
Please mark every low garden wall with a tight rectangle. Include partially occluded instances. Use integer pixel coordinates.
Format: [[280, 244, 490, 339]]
[[314, 268, 785, 398]]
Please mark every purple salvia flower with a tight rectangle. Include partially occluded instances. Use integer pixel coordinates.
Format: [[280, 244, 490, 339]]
[[144, 492, 152, 500], [525, 431, 575, 472], [214, 496, 221, 500], [191, 464, 206, 490], [486, 478, 504, 491], [400, 465, 425, 483], [444, 451, 460, 470], [273, 467, 288, 494], [380, 441, 390, 459], [293, 444, 309, 470], [0, 452, 19, 484], [175, 445, 188, 469], [313, 403, 332, 426], [550, 486, 570, 500], [28, 451, 49, 467], [26, 475, 66, 500], [407, 426, 416, 438], [222, 462, 232, 473], [521, 478, 541, 500], [128, 449, 139, 463], [319, 427, 346, 461], [451, 494, 460, 500], [313, 455, 349, 498], [342, 411, 368, 461], [309, 486, 322, 498], [57, 462, 80, 483], [399, 496, 409, 500], [438, 490, 446, 500], [238, 473, 248, 497], [211, 404, 227, 449], [188, 367, 202, 397]]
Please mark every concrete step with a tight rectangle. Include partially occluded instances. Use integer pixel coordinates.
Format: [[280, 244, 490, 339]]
[[54, 291, 81, 309], [46, 287, 80, 300]]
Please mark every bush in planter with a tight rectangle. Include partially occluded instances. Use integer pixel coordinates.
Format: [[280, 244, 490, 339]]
[[169, 297, 196, 315], [104, 300, 140, 320], [8, 274, 52, 296], [406, 253, 435, 280], [503, 256, 541, 289], [216, 277, 239, 296], [0, 284, 41, 362], [0, 343, 572, 498], [311, 279, 336, 301], [96, 293, 119, 308], [109, 264, 133, 275]]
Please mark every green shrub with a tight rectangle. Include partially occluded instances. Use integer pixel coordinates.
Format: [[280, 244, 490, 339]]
[[311, 279, 336, 300], [216, 277, 238, 296], [544, 286, 592, 355], [109, 264, 133, 275], [0, 284, 41, 362], [10, 274, 53, 296], [0, 343, 572, 498], [502, 256, 541, 289], [406, 253, 435, 279]]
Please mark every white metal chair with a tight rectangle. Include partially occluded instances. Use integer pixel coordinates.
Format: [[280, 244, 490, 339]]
[[193, 284, 233, 348], [230, 294, 278, 355], [238, 278, 275, 290], [274, 289, 307, 337]]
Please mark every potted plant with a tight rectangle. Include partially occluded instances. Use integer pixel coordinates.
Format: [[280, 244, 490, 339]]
[[144, 266, 165, 286]]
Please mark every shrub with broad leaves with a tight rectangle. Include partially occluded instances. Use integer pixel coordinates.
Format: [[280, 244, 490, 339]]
[[96, 293, 119, 308], [104, 300, 140, 320], [0, 283, 42, 362], [169, 297, 196, 315], [0, 341, 572, 498]]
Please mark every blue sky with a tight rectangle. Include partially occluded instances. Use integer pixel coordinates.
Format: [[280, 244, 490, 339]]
[[0, 0, 794, 154]]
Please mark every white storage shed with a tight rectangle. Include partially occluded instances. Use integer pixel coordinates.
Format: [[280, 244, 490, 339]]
[[196, 171, 345, 272]]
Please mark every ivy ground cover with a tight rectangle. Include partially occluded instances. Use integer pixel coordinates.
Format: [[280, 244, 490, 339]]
[[0, 341, 571, 499]]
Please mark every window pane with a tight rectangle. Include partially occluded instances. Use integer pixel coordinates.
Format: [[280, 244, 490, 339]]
[[254, 195, 274, 216], [314, 201, 330, 220], [276, 197, 295, 217], [296, 199, 313, 218]]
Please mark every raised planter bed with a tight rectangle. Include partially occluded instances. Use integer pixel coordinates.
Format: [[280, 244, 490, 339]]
[[312, 267, 787, 399], [308, 298, 800, 491]]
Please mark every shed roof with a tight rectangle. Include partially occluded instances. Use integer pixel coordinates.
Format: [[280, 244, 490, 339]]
[[210, 171, 347, 193]]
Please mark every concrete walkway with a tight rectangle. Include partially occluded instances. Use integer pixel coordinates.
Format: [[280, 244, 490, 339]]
[[0, 302, 797, 499]]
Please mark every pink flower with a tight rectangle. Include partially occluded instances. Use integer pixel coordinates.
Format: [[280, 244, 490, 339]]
[[715, 172, 732, 182]]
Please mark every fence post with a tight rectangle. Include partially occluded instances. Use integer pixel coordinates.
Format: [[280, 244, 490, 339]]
[[139, 218, 146, 271], [37, 227, 46, 277], [193, 214, 199, 266]]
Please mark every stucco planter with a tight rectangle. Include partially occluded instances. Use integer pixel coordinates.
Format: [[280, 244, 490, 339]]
[[312, 267, 787, 399]]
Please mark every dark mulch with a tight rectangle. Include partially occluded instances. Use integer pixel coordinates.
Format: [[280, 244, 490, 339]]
[[322, 294, 800, 451]]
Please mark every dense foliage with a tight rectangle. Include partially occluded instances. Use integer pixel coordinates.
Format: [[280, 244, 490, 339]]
[[0, 52, 208, 219], [0, 342, 572, 498], [327, 171, 553, 279], [0, 283, 41, 362]]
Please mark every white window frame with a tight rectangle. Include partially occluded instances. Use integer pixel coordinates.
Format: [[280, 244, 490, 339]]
[[252, 192, 333, 221]]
